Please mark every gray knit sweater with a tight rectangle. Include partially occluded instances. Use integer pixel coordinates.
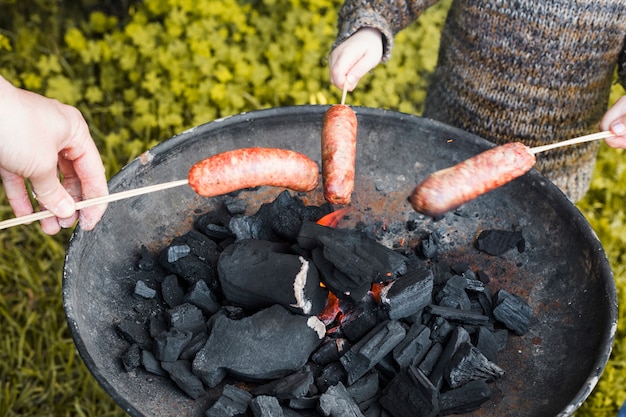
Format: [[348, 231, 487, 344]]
[[333, 0, 626, 201]]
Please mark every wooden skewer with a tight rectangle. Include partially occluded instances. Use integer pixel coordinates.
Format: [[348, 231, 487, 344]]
[[0, 179, 189, 230], [530, 131, 615, 154], [341, 76, 349, 105]]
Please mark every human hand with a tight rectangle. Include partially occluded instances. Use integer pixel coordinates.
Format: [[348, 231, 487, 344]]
[[329, 27, 384, 92], [0, 76, 108, 235], [600, 96, 626, 149]]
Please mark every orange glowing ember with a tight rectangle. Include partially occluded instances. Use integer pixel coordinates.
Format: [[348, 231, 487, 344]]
[[369, 282, 386, 303], [316, 207, 351, 227], [317, 291, 342, 326]]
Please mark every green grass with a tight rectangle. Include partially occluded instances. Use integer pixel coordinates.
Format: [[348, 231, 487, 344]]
[[0, 0, 624, 416]]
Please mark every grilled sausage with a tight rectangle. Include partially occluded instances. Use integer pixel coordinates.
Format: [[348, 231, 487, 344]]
[[410, 142, 536, 217], [322, 104, 358, 204], [188, 147, 319, 197]]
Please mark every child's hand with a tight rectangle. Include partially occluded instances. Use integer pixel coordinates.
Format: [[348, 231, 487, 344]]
[[600, 96, 626, 149], [329, 28, 384, 92]]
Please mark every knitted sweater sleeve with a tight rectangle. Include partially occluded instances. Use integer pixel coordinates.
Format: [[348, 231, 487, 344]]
[[333, 0, 439, 61], [619, 40, 626, 88]]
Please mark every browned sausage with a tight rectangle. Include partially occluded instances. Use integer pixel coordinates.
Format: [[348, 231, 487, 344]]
[[322, 104, 358, 205], [188, 147, 319, 197], [410, 142, 536, 217]]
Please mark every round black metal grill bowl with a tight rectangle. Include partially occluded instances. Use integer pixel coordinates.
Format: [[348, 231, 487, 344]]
[[63, 106, 616, 417]]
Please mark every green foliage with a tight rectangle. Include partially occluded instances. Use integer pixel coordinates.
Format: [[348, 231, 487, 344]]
[[0, 0, 625, 416]]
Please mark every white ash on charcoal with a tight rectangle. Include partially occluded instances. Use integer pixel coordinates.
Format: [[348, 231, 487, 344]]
[[113, 193, 535, 417]]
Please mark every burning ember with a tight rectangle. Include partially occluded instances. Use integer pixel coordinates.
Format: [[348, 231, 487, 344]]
[[115, 191, 533, 417]]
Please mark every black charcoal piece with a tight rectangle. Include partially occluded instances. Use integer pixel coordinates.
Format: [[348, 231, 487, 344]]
[[475, 229, 524, 256], [420, 230, 441, 260], [253, 368, 315, 400], [141, 350, 167, 377], [312, 338, 350, 366], [340, 295, 380, 342], [166, 302, 206, 335], [444, 342, 505, 388], [116, 317, 152, 350], [193, 305, 324, 387], [153, 329, 193, 362], [289, 396, 320, 410], [417, 342, 443, 377], [318, 382, 365, 417], [435, 275, 471, 310], [121, 343, 141, 372], [266, 190, 314, 242], [425, 305, 491, 326], [340, 320, 406, 385], [161, 274, 185, 308], [316, 362, 348, 392], [494, 328, 509, 351], [223, 195, 247, 214], [218, 239, 328, 316], [159, 230, 220, 287], [137, 245, 155, 271], [363, 402, 383, 417], [179, 332, 209, 360], [251, 395, 284, 417], [393, 323, 432, 368], [438, 379, 492, 415], [429, 316, 454, 344], [149, 313, 168, 338], [475, 326, 498, 363], [195, 213, 236, 242], [228, 215, 254, 240], [476, 290, 494, 317], [379, 265, 433, 320], [206, 384, 253, 417], [345, 371, 379, 405], [134, 280, 156, 299], [160, 359, 205, 400], [379, 366, 439, 417], [185, 279, 221, 314], [428, 327, 471, 390], [493, 290, 533, 335]]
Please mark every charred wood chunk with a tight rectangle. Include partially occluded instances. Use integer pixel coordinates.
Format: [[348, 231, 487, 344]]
[[475, 229, 524, 256], [428, 316, 454, 344], [392, 323, 432, 368], [493, 290, 533, 336], [438, 379, 492, 415], [379, 265, 434, 320], [425, 305, 491, 326], [289, 396, 320, 410], [195, 213, 236, 243], [179, 332, 209, 361], [160, 359, 205, 400], [141, 350, 167, 377], [134, 280, 156, 299], [218, 239, 328, 316], [153, 329, 193, 362], [161, 274, 185, 308], [158, 230, 220, 287], [345, 371, 379, 406], [251, 395, 284, 417], [253, 368, 315, 400], [192, 305, 324, 387], [312, 338, 351, 366], [318, 382, 365, 417], [428, 327, 471, 390], [265, 190, 331, 243], [116, 317, 153, 350], [444, 342, 505, 389], [435, 275, 471, 310], [417, 342, 443, 377], [475, 327, 498, 363], [149, 313, 168, 338], [420, 230, 442, 260], [206, 384, 253, 417], [340, 320, 406, 385], [166, 302, 206, 335], [121, 343, 141, 372], [379, 366, 439, 417], [340, 294, 381, 342], [317, 361, 348, 392], [184, 279, 221, 315]]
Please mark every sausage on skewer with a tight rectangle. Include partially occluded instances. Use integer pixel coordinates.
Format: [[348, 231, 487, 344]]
[[321, 104, 358, 204], [188, 147, 319, 197], [410, 142, 536, 217]]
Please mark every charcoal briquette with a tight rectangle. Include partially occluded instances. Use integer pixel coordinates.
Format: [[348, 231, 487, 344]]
[[438, 379, 492, 415], [133, 279, 156, 299], [379, 366, 439, 417], [141, 350, 167, 377], [161, 274, 185, 308], [121, 343, 141, 372], [251, 395, 284, 417], [493, 290, 533, 335], [160, 360, 205, 400], [475, 229, 523, 256], [153, 328, 193, 362], [205, 384, 252, 417], [444, 342, 505, 388], [318, 382, 365, 417], [166, 302, 206, 335]]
